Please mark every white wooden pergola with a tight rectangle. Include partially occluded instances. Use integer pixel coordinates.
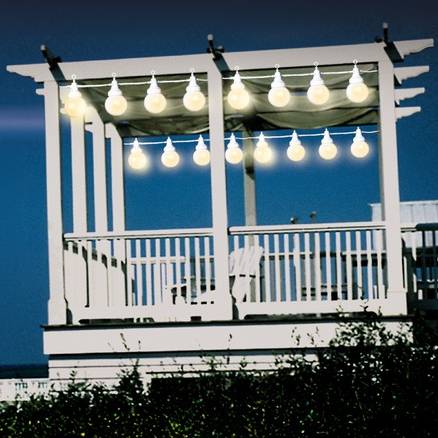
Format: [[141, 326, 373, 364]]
[[6, 36, 436, 380]]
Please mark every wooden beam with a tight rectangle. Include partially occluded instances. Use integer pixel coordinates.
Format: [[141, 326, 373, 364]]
[[394, 88, 425, 104], [394, 66, 429, 84], [394, 39, 434, 59], [395, 106, 421, 120]]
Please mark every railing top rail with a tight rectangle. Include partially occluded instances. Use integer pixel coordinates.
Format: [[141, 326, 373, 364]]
[[64, 227, 213, 241], [401, 222, 438, 232], [229, 221, 386, 235]]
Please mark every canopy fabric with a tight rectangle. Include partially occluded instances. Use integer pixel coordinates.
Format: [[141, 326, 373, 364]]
[[78, 63, 378, 138]]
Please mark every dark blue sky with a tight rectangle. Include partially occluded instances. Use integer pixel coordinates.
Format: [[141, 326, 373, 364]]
[[0, 0, 437, 364]]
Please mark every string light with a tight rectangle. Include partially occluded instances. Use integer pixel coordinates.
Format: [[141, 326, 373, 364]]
[[63, 75, 87, 117], [253, 132, 273, 164], [350, 127, 370, 158], [105, 74, 128, 116], [346, 61, 369, 103], [268, 65, 291, 107], [183, 72, 206, 112], [128, 138, 148, 170], [319, 129, 338, 160], [193, 135, 210, 166], [287, 130, 306, 162], [307, 63, 330, 105], [225, 133, 243, 164], [144, 73, 167, 114], [161, 137, 180, 168], [227, 68, 250, 110]]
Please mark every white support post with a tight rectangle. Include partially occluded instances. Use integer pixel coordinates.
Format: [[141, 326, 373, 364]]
[[43, 81, 67, 324], [86, 108, 109, 308], [378, 58, 407, 315], [105, 123, 127, 307], [70, 116, 87, 232], [207, 67, 232, 320], [243, 135, 257, 227]]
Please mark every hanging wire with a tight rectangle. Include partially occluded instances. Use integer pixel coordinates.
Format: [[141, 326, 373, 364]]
[[62, 66, 377, 89], [126, 129, 379, 146]]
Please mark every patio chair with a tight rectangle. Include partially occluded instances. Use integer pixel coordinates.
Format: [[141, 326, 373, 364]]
[[167, 245, 264, 305]]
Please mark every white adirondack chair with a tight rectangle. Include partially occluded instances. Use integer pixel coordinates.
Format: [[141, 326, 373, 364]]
[[229, 245, 264, 303], [167, 245, 264, 305]]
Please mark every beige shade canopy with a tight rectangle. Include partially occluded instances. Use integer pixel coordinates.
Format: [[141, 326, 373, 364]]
[[77, 63, 378, 137]]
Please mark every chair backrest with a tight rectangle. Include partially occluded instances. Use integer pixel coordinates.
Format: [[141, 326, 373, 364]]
[[229, 245, 264, 302]]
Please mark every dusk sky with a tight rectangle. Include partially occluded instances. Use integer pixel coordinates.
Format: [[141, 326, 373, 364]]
[[1, 0, 437, 364]]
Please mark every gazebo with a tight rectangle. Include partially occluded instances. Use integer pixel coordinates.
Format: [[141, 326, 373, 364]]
[[7, 33, 436, 382]]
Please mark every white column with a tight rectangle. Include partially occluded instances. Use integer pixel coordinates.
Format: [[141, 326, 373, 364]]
[[105, 123, 127, 307], [86, 108, 109, 308], [242, 134, 257, 226], [43, 81, 67, 324], [207, 68, 232, 320], [70, 116, 87, 232], [378, 58, 407, 315]]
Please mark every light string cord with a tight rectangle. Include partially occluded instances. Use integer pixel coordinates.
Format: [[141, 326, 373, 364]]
[[125, 129, 379, 146], [63, 68, 377, 89]]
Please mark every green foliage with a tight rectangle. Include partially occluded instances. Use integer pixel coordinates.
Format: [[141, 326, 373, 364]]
[[1, 316, 438, 437]]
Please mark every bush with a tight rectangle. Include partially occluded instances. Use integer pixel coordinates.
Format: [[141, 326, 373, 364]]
[[1, 315, 437, 437]]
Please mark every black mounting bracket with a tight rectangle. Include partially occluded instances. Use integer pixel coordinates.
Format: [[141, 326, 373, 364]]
[[40, 44, 66, 81], [375, 23, 403, 63], [206, 34, 230, 72]]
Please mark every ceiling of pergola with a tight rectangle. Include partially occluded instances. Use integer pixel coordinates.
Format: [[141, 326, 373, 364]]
[[79, 63, 379, 138]]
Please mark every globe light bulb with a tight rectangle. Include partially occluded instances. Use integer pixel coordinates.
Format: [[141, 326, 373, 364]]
[[307, 63, 330, 105], [63, 76, 87, 118], [193, 135, 210, 166], [268, 66, 291, 107], [346, 61, 369, 103], [225, 133, 243, 164], [227, 69, 250, 110], [287, 130, 306, 162], [319, 129, 338, 160], [253, 132, 273, 164], [105, 75, 128, 116], [128, 138, 148, 170], [161, 137, 180, 168], [144, 74, 167, 114], [350, 127, 370, 158], [183, 72, 206, 112]]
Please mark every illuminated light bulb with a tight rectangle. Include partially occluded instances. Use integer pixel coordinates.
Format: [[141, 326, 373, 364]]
[[346, 61, 369, 103], [63, 76, 87, 117], [161, 137, 180, 168], [307, 63, 330, 105], [183, 72, 206, 112], [318, 129, 338, 160], [193, 135, 210, 166], [227, 69, 250, 110], [287, 130, 306, 162], [105, 74, 128, 116], [350, 127, 370, 158], [225, 133, 243, 164], [144, 73, 167, 114], [268, 66, 291, 107], [128, 138, 148, 170], [253, 132, 273, 164]]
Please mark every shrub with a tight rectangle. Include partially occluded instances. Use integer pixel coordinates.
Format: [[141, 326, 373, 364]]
[[1, 315, 437, 437]]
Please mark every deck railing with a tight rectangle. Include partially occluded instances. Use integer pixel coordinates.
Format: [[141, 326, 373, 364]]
[[229, 222, 389, 317], [63, 228, 217, 322], [63, 221, 394, 322], [402, 223, 438, 304], [63, 221, 438, 323]]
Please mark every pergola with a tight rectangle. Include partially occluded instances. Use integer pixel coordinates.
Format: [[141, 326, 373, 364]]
[[8, 34, 433, 326]]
